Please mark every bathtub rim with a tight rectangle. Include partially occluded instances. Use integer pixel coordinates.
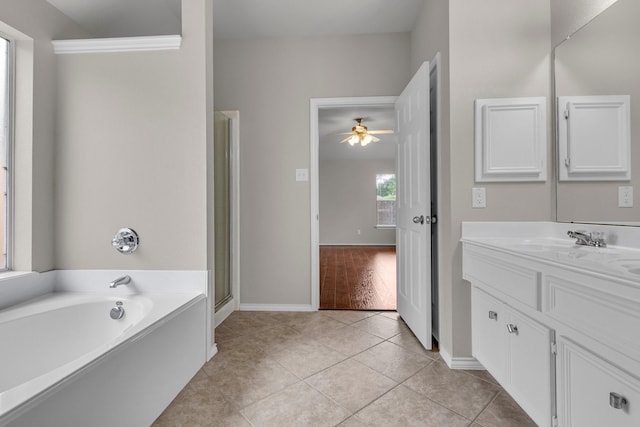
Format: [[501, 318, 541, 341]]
[[0, 291, 206, 424]]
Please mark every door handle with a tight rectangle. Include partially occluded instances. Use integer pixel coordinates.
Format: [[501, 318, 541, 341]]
[[506, 324, 518, 334], [413, 215, 436, 225]]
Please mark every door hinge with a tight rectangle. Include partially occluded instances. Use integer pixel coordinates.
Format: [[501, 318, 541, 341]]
[[551, 341, 557, 356], [552, 415, 559, 427], [564, 109, 569, 119], [564, 158, 570, 167]]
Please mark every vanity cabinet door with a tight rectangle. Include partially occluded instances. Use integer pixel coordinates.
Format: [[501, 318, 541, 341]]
[[471, 286, 506, 385], [505, 307, 554, 427], [557, 337, 640, 427]]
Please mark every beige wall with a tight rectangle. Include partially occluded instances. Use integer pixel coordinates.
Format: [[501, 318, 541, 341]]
[[214, 33, 410, 305], [409, 0, 453, 356], [410, 0, 553, 358], [0, 1, 87, 272], [54, 1, 213, 270], [319, 158, 396, 245]]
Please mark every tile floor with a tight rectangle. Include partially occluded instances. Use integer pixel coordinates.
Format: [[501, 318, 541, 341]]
[[153, 310, 536, 427]]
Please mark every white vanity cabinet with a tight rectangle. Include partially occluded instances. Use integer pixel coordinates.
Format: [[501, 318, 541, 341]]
[[471, 286, 554, 427], [557, 337, 640, 427], [462, 224, 640, 427]]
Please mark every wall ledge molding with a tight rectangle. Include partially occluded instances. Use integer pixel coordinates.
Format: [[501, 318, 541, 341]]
[[52, 35, 182, 54]]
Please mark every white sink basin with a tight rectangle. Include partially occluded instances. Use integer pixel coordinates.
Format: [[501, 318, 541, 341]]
[[606, 258, 640, 275]]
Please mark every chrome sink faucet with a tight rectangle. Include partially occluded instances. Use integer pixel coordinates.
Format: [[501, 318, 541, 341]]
[[567, 230, 606, 247], [109, 275, 131, 288]]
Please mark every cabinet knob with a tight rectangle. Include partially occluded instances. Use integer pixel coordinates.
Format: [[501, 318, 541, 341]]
[[609, 392, 628, 410], [488, 311, 498, 320], [506, 324, 518, 334]]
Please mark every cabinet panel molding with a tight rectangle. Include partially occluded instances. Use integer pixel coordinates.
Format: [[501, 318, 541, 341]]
[[543, 274, 640, 361], [557, 337, 640, 427], [557, 95, 631, 181], [474, 97, 547, 182]]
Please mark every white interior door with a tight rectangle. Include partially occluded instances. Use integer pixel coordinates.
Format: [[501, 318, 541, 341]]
[[395, 61, 431, 350]]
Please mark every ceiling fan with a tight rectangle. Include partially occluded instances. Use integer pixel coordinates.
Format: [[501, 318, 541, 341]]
[[339, 118, 394, 146]]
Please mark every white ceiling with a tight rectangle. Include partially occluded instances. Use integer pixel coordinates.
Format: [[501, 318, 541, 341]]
[[47, 0, 181, 38], [212, 0, 424, 40], [319, 106, 396, 161], [47, 0, 423, 39]]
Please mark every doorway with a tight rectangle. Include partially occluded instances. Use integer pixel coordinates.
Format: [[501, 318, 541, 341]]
[[317, 103, 397, 311], [310, 55, 441, 343], [311, 97, 397, 311]]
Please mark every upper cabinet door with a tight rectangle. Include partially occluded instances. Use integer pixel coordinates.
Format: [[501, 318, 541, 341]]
[[558, 95, 631, 181]]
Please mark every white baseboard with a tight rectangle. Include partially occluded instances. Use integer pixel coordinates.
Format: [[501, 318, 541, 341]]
[[440, 347, 485, 370], [214, 297, 237, 328], [207, 344, 218, 361], [239, 303, 315, 312]]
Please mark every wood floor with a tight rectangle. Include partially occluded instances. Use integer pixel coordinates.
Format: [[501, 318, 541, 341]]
[[320, 245, 396, 311]]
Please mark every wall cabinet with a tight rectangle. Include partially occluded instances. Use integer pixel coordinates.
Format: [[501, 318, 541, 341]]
[[463, 242, 640, 427]]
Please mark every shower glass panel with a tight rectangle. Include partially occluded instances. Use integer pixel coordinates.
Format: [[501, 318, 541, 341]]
[[214, 111, 232, 311]]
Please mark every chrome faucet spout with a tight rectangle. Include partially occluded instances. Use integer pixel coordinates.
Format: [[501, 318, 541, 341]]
[[109, 275, 131, 288], [567, 230, 606, 247]]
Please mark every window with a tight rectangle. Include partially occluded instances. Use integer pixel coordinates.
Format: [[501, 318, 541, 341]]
[[0, 35, 11, 270], [376, 173, 396, 227]]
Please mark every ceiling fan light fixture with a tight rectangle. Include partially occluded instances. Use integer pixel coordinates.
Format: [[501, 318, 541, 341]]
[[337, 117, 393, 147]]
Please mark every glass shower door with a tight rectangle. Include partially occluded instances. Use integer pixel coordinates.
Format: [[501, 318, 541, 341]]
[[214, 111, 231, 311]]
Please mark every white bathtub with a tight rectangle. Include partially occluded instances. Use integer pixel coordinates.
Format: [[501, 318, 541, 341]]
[[0, 291, 206, 427]]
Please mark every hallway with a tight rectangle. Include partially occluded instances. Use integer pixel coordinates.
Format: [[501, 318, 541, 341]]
[[320, 246, 396, 311], [154, 310, 535, 426]]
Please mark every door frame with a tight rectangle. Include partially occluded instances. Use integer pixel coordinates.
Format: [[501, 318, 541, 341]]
[[429, 53, 442, 341], [309, 96, 397, 310]]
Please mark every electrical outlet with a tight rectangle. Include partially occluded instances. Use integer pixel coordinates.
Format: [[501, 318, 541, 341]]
[[472, 187, 486, 208], [618, 186, 633, 207]]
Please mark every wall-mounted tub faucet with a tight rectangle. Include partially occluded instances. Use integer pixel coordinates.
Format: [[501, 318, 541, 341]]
[[109, 275, 131, 288]]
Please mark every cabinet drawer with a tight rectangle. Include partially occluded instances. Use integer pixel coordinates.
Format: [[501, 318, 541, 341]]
[[464, 246, 541, 309], [543, 274, 640, 362], [557, 337, 640, 427]]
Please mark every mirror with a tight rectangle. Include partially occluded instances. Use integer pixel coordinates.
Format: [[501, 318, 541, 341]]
[[555, 0, 640, 225]]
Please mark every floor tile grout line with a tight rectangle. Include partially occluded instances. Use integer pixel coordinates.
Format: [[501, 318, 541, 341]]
[[468, 388, 501, 425]]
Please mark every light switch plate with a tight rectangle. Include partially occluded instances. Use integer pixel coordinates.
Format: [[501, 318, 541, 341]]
[[472, 187, 486, 208], [295, 168, 309, 182], [618, 186, 633, 207]]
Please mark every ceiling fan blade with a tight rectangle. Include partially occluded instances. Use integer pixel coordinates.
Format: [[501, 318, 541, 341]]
[[371, 135, 381, 142], [368, 129, 394, 135], [340, 136, 352, 143], [336, 131, 354, 135]]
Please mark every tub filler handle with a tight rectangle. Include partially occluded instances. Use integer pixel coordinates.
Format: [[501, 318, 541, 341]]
[[110, 301, 125, 320]]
